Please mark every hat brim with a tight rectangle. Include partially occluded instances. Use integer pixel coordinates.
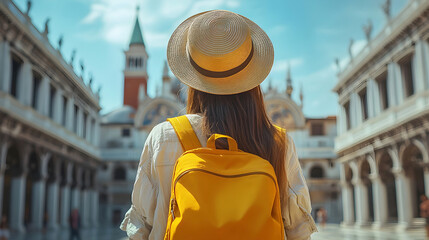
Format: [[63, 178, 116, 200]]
[[167, 11, 274, 95]]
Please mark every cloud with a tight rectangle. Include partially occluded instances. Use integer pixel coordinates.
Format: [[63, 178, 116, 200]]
[[81, 0, 241, 47], [272, 58, 304, 74], [269, 25, 287, 36]]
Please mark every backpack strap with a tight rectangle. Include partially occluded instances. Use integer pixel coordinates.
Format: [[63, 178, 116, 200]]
[[167, 115, 202, 151]]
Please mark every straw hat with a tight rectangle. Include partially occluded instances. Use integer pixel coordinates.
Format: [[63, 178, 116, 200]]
[[167, 10, 274, 95]]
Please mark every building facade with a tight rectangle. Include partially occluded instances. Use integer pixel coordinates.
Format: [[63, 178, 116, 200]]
[[334, 0, 429, 230], [265, 70, 341, 223], [0, 0, 102, 233]]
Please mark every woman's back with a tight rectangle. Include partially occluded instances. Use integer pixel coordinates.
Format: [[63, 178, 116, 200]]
[[120, 114, 316, 239]]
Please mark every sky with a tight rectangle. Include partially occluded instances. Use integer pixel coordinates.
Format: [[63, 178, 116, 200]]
[[13, 0, 407, 117]]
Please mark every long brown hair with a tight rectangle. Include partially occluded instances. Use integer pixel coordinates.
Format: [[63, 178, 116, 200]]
[[187, 86, 288, 205]]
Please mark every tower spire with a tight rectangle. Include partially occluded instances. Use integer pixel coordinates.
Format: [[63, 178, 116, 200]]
[[129, 6, 145, 46], [286, 63, 293, 98]]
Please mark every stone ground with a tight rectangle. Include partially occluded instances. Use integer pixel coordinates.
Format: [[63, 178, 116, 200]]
[[8, 224, 427, 240], [313, 224, 427, 240]]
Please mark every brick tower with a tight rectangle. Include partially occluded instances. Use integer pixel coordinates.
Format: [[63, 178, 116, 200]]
[[123, 7, 148, 110]]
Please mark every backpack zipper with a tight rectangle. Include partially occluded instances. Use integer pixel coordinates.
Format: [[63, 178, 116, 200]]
[[170, 168, 277, 221]]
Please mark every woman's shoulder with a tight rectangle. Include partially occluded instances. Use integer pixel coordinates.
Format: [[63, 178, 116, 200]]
[[147, 114, 203, 144]]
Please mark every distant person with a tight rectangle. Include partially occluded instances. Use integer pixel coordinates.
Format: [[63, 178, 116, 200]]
[[420, 195, 429, 237], [0, 216, 9, 240], [69, 209, 81, 240], [317, 208, 327, 228]]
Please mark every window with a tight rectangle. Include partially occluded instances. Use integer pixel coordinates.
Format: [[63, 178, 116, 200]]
[[113, 166, 126, 181], [62, 96, 68, 126], [91, 119, 96, 143], [344, 101, 351, 130], [10, 55, 22, 98], [399, 54, 414, 98], [32, 71, 42, 109], [359, 88, 368, 121], [73, 104, 79, 133], [49, 84, 56, 119], [128, 57, 133, 68], [83, 112, 88, 139], [122, 128, 131, 137], [376, 73, 389, 110], [310, 122, 324, 136], [310, 166, 324, 179]]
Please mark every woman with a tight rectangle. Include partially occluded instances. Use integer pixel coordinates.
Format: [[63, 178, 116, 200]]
[[121, 10, 316, 240]]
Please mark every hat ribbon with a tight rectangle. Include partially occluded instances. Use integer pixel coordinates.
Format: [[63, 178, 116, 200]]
[[188, 42, 254, 78]]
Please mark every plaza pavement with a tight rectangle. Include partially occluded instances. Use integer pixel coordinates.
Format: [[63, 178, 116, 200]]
[[313, 224, 427, 240], [9, 224, 427, 240]]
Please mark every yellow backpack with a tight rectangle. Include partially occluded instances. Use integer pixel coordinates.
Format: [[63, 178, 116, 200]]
[[164, 116, 284, 240]]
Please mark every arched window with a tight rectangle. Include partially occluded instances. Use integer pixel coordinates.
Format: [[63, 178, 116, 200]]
[[113, 166, 126, 181], [310, 166, 324, 179]]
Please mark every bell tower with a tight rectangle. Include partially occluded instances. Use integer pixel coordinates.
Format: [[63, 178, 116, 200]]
[[123, 6, 148, 109]]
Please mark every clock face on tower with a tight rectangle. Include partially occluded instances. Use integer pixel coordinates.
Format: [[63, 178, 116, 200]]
[[142, 103, 179, 127], [266, 102, 295, 129]]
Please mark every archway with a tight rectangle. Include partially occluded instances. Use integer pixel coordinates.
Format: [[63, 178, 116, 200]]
[[401, 143, 425, 218], [361, 160, 374, 222], [25, 151, 40, 228], [379, 152, 398, 221], [3, 145, 21, 223]]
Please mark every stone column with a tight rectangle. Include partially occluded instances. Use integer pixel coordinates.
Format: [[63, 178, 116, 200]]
[[80, 189, 86, 227], [18, 61, 32, 105], [387, 62, 403, 106], [30, 153, 50, 230], [77, 108, 83, 137], [0, 40, 11, 93], [340, 181, 355, 226], [394, 168, 413, 230], [67, 98, 75, 132], [46, 159, 60, 230], [46, 181, 59, 230], [9, 147, 30, 233], [370, 174, 388, 228], [424, 169, 429, 197], [413, 40, 427, 91], [60, 185, 71, 228], [40, 76, 50, 116], [0, 140, 9, 218], [53, 89, 63, 124], [71, 167, 82, 211], [10, 175, 26, 232], [352, 178, 370, 227], [60, 162, 73, 228], [421, 40, 429, 90], [30, 180, 46, 230], [90, 190, 99, 227]]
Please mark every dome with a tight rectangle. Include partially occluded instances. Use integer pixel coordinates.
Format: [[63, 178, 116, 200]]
[[101, 106, 136, 124]]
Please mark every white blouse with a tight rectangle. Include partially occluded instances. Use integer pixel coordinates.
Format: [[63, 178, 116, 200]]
[[120, 114, 317, 240]]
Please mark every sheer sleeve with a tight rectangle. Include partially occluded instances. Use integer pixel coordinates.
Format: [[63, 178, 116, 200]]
[[120, 129, 158, 240], [282, 133, 317, 240]]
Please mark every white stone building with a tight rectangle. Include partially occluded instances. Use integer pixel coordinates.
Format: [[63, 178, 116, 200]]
[[0, 0, 102, 233], [265, 69, 341, 223], [334, 0, 429, 230]]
